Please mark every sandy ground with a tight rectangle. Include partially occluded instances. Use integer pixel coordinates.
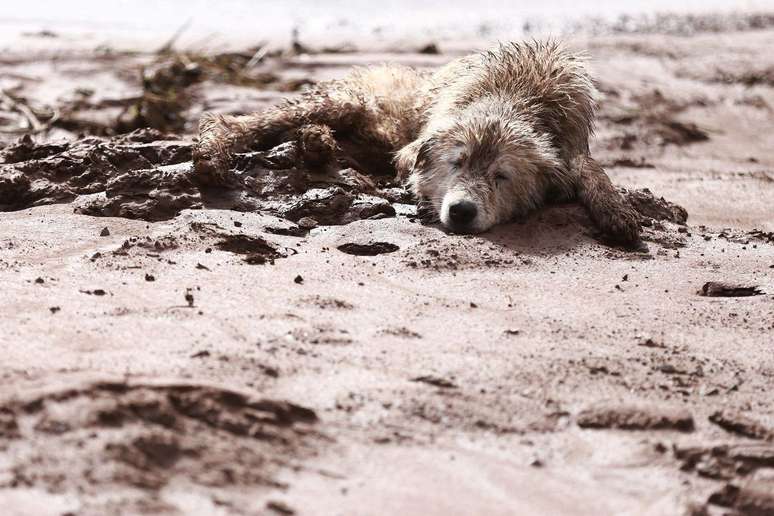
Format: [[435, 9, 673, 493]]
[[1, 20, 774, 516]]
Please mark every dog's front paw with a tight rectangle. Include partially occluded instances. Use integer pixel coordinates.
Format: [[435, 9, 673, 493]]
[[594, 201, 642, 246], [193, 113, 238, 185], [297, 124, 337, 167], [192, 145, 231, 186]]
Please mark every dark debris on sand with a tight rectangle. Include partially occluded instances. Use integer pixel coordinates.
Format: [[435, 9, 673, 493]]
[[337, 242, 400, 256], [576, 402, 695, 432], [700, 282, 763, 297]]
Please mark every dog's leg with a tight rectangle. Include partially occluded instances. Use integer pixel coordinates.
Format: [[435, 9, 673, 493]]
[[573, 155, 641, 245], [296, 123, 337, 167], [194, 113, 265, 183], [194, 89, 366, 183]]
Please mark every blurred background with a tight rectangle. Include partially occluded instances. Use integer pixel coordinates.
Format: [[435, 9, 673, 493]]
[[2, 0, 773, 50]]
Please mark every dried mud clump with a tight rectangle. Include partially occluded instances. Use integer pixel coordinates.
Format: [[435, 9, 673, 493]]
[[675, 442, 774, 481], [599, 89, 710, 150], [700, 282, 763, 297], [1, 133, 403, 224], [715, 66, 774, 87], [621, 187, 688, 224], [0, 379, 321, 512], [337, 242, 400, 256], [0, 129, 191, 216], [576, 402, 695, 431], [707, 481, 774, 515], [709, 410, 774, 441], [214, 234, 284, 264], [411, 375, 457, 389], [682, 63, 774, 88]]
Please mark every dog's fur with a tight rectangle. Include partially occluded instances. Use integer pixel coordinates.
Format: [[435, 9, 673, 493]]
[[194, 40, 641, 243]]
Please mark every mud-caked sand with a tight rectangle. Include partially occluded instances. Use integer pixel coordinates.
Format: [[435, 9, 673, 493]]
[[1, 20, 774, 516]]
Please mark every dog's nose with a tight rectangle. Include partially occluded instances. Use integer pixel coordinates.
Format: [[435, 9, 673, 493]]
[[448, 200, 477, 227]]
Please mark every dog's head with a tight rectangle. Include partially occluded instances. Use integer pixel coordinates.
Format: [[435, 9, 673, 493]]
[[407, 101, 567, 233]]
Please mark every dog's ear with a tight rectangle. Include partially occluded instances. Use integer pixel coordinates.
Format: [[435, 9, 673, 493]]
[[414, 136, 438, 171], [395, 136, 437, 180]]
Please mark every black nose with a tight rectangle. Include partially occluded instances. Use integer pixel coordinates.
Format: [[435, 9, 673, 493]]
[[448, 200, 478, 227]]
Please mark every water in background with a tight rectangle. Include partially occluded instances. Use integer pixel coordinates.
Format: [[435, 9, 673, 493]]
[[1, 0, 773, 49]]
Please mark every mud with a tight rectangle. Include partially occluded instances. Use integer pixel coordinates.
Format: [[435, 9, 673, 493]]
[[214, 234, 283, 264], [576, 403, 695, 431], [1, 17, 774, 516], [675, 443, 774, 481], [411, 375, 458, 389], [0, 378, 319, 514], [0, 132, 403, 227], [337, 242, 401, 256], [0, 130, 192, 216], [700, 282, 764, 297], [598, 88, 711, 149], [708, 481, 774, 515], [709, 411, 774, 441], [623, 187, 688, 225], [1, 130, 689, 242]]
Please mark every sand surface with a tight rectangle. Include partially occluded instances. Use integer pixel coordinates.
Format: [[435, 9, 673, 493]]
[[1, 17, 774, 516]]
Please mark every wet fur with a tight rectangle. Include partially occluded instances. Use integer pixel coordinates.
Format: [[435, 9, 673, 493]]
[[193, 40, 641, 243]]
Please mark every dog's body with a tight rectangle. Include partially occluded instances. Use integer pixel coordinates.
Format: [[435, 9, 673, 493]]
[[194, 40, 641, 243]]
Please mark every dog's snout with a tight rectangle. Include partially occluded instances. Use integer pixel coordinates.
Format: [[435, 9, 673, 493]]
[[448, 200, 478, 228]]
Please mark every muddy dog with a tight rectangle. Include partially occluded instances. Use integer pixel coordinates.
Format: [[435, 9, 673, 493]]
[[193, 40, 641, 243]]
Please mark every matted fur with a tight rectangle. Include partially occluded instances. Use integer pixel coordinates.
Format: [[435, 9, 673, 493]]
[[193, 40, 641, 243]]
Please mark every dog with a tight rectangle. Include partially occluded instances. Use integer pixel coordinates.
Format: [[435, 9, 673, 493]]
[[193, 40, 641, 243]]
